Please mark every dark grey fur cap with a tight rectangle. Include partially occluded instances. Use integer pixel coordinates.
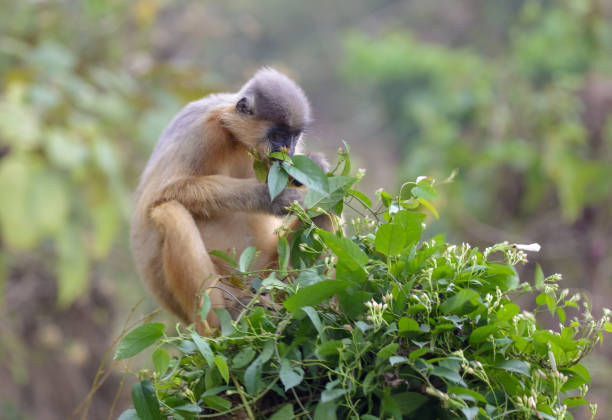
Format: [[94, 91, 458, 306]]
[[238, 68, 311, 129]]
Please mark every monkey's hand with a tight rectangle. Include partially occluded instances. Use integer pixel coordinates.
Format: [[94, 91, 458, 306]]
[[269, 187, 304, 216]]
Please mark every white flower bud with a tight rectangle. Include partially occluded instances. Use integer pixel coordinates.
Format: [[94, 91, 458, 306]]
[[514, 243, 541, 252]]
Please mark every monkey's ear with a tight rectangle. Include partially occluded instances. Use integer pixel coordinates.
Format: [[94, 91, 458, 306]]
[[236, 97, 253, 115]]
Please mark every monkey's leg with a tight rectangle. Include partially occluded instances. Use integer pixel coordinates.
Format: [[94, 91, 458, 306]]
[[150, 200, 225, 334]]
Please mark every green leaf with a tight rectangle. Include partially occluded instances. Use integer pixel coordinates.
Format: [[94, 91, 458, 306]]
[[568, 363, 591, 384], [556, 307, 566, 323], [280, 358, 304, 391], [261, 273, 290, 290], [302, 306, 326, 340], [316, 340, 343, 356], [202, 395, 232, 412], [461, 406, 479, 420], [337, 287, 370, 317], [534, 263, 545, 290], [349, 189, 372, 207], [90, 198, 120, 258], [253, 159, 268, 183], [56, 225, 89, 307], [375, 223, 407, 256], [268, 161, 289, 201], [440, 289, 479, 315], [469, 324, 497, 345], [239, 246, 257, 272], [536, 292, 556, 315], [486, 264, 519, 291], [30, 170, 69, 236], [114, 323, 165, 360], [431, 365, 466, 386], [278, 236, 290, 274], [152, 348, 170, 376], [282, 155, 329, 194], [377, 343, 399, 359], [409, 347, 429, 359], [605, 321, 612, 333], [269, 404, 294, 420], [398, 317, 420, 335], [447, 386, 487, 403], [214, 355, 229, 384], [432, 323, 455, 334], [496, 302, 520, 322], [283, 280, 352, 313], [321, 388, 347, 403], [0, 157, 39, 249], [174, 404, 201, 415], [304, 175, 355, 211], [376, 189, 393, 207], [317, 230, 368, 269], [213, 308, 234, 336], [339, 142, 352, 176], [131, 380, 162, 420], [417, 197, 439, 219], [199, 293, 211, 322], [191, 332, 214, 366], [496, 360, 530, 376], [563, 396, 589, 407], [209, 250, 237, 268], [269, 150, 292, 162], [391, 391, 428, 415], [244, 341, 275, 394], [390, 356, 408, 366], [411, 184, 438, 201], [232, 347, 256, 369], [314, 401, 337, 420], [393, 210, 425, 245], [117, 409, 140, 420]]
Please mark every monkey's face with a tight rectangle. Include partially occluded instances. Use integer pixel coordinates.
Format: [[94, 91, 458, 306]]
[[264, 124, 302, 156], [232, 96, 305, 158], [228, 68, 311, 158]]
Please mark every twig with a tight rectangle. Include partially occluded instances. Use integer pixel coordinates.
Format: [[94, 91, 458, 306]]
[[231, 373, 256, 420]]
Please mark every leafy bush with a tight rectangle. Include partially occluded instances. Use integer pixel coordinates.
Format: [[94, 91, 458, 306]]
[[116, 150, 610, 420]]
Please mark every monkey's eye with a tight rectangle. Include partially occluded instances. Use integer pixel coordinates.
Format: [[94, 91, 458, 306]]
[[236, 97, 253, 115]]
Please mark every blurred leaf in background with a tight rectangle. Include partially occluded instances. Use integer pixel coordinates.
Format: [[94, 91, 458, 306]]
[[342, 0, 612, 284], [0, 1, 214, 418]]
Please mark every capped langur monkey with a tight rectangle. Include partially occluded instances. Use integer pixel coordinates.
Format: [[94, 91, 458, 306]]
[[130, 68, 333, 333]]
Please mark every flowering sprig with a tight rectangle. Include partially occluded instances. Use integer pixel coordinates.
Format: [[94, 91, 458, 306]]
[[365, 297, 389, 328]]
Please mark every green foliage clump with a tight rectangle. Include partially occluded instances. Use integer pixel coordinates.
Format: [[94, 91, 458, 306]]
[[116, 150, 610, 420]]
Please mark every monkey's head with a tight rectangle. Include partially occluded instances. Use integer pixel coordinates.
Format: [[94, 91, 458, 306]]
[[223, 68, 311, 157]]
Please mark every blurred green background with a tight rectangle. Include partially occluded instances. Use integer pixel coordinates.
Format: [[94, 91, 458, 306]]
[[0, 0, 611, 419]]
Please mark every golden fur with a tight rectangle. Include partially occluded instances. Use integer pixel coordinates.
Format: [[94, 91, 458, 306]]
[[131, 69, 332, 334]]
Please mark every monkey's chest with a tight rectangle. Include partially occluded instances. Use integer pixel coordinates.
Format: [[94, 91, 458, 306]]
[[196, 212, 284, 273]]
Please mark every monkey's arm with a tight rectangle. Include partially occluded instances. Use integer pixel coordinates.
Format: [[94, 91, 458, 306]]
[[151, 175, 301, 218]]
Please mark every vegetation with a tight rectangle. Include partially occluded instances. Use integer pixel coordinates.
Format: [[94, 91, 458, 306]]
[[1, 1, 611, 419], [342, 0, 612, 278], [115, 151, 610, 420]]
